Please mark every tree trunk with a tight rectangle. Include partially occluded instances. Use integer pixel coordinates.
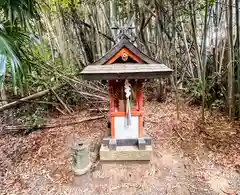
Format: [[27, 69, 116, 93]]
[[139, 7, 151, 57], [172, 0, 179, 120]]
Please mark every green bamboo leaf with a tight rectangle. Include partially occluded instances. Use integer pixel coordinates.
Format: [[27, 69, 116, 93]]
[[209, 0, 215, 6]]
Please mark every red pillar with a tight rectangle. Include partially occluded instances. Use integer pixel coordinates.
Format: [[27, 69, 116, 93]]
[[137, 81, 143, 111], [137, 81, 144, 137], [109, 81, 115, 113], [109, 80, 115, 139]]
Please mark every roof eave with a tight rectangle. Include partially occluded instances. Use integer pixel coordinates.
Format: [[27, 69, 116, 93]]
[[81, 71, 173, 80]]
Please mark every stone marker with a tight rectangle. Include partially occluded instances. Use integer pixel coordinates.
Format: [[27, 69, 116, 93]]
[[71, 141, 91, 176]]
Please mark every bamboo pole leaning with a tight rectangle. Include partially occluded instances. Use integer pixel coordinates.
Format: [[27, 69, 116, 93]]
[[1, 115, 105, 134], [0, 85, 64, 112]]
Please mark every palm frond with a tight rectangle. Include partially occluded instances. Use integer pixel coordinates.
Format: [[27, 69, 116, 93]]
[[0, 55, 6, 83], [0, 27, 22, 94], [0, 0, 42, 94], [1, 0, 41, 29]]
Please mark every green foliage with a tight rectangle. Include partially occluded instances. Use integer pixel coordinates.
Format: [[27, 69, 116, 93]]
[[0, 25, 36, 95], [186, 79, 202, 104], [24, 106, 47, 134], [51, 0, 79, 8], [211, 99, 225, 110], [185, 77, 225, 110], [209, 0, 216, 6], [0, 0, 41, 94], [0, 0, 40, 28]]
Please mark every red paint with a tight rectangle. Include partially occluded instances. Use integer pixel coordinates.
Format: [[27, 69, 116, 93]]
[[105, 48, 144, 64], [109, 81, 114, 113], [110, 111, 143, 117]]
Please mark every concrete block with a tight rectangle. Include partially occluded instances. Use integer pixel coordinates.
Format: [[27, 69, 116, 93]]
[[117, 139, 138, 146], [142, 136, 152, 145], [100, 144, 152, 161], [116, 137, 152, 146], [102, 137, 111, 146], [109, 139, 117, 151], [138, 138, 146, 150], [101, 136, 152, 148]]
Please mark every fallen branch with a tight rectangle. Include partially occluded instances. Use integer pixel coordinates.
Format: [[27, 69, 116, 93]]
[[0, 85, 63, 112], [51, 88, 72, 114], [56, 106, 68, 115], [89, 108, 109, 112], [145, 119, 159, 124], [1, 115, 105, 132], [68, 82, 108, 100], [173, 127, 185, 141], [0, 99, 60, 105]]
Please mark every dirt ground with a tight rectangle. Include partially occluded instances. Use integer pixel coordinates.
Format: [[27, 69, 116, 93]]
[[0, 100, 240, 195]]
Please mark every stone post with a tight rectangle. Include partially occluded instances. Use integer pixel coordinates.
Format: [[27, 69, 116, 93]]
[[71, 141, 91, 176]]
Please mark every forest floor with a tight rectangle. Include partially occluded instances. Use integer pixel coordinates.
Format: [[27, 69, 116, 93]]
[[0, 100, 240, 195]]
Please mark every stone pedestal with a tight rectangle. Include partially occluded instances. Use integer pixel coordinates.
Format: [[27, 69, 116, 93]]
[[100, 136, 152, 161]]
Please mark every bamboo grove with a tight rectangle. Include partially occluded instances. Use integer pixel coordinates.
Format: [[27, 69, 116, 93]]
[[0, 0, 240, 120]]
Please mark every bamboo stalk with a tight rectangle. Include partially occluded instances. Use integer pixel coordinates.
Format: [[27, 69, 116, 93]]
[[236, 0, 240, 117], [172, 0, 179, 120], [190, 2, 202, 83], [180, 16, 194, 78], [226, 0, 234, 119], [201, 0, 210, 122]]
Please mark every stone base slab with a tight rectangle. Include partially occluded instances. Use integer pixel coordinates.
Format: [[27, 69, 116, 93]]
[[100, 144, 152, 161]]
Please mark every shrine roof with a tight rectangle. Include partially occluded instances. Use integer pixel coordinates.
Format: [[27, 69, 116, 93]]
[[92, 35, 160, 65], [81, 63, 172, 80], [80, 35, 173, 80]]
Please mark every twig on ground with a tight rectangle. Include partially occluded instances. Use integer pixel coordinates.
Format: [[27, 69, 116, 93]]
[[220, 188, 237, 195], [145, 129, 154, 137], [173, 127, 185, 141], [56, 106, 68, 115]]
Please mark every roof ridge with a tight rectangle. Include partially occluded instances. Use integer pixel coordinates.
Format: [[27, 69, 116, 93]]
[[92, 36, 161, 65]]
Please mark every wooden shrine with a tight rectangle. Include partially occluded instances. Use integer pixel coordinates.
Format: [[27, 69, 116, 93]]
[[80, 34, 173, 161]]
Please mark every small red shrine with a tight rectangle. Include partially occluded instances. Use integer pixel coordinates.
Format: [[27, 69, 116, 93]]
[[80, 35, 172, 161]]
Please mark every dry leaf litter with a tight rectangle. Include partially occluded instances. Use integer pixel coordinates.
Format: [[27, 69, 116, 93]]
[[0, 101, 239, 195]]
